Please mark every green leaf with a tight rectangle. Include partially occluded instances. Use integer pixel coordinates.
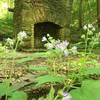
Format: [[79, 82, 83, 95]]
[[80, 67, 100, 76], [16, 57, 33, 64], [8, 91, 27, 100], [35, 75, 65, 86], [16, 52, 47, 64], [0, 80, 12, 96], [29, 66, 49, 71], [38, 97, 45, 100], [47, 86, 55, 100], [70, 80, 100, 100], [31, 52, 47, 58]]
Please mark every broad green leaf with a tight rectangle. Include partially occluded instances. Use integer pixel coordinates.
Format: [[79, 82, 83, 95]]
[[35, 75, 65, 86], [16, 57, 33, 64], [70, 80, 100, 100], [0, 80, 12, 96], [8, 91, 27, 100]]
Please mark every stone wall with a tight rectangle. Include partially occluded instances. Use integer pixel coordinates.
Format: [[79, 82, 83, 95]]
[[14, 0, 72, 49]]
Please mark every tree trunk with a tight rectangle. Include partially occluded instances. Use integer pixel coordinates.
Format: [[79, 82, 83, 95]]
[[97, 0, 100, 27], [79, 0, 83, 29]]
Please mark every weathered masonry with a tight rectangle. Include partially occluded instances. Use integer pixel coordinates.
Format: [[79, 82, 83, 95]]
[[14, 0, 72, 49]]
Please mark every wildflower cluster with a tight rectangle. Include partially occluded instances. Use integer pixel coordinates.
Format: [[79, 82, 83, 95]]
[[4, 31, 27, 50], [17, 31, 27, 41], [42, 34, 78, 57], [6, 38, 15, 49], [83, 24, 95, 32], [81, 24, 100, 53]]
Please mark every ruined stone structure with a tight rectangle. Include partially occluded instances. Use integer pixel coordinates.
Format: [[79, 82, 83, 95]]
[[14, 0, 72, 49]]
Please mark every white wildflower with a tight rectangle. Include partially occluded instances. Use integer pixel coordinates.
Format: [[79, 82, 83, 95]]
[[92, 27, 95, 31], [55, 40, 69, 51], [42, 36, 47, 42], [64, 49, 69, 57], [47, 34, 50, 37], [83, 25, 87, 30], [87, 30, 93, 35], [71, 46, 78, 55], [47, 43, 53, 49], [81, 34, 85, 39], [88, 24, 93, 28], [6, 38, 14, 46], [18, 31, 27, 40]]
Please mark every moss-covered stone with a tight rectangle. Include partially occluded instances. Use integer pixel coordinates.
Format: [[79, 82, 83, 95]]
[[14, 0, 73, 49]]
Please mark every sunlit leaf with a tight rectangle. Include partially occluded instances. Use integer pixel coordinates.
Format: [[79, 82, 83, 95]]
[[70, 80, 100, 100], [47, 86, 55, 100], [8, 91, 27, 100], [35, 74, 65, 86]]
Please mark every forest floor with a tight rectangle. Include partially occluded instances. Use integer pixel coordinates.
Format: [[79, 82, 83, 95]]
[[0, 51, 100, 97]]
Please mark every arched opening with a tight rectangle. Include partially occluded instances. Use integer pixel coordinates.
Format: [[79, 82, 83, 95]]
[[34, 22, 61, 48]]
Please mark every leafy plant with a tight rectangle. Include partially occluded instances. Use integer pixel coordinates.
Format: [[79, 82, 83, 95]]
[[29, 65, 65, 86], [35, 74, 65, 86], [80, 67, 100, 76], [0, 80, 27, 100], [81, 24, 100, 54], [70, 80, 100, 100], [8, 91, 27, 100], [0, 31, 28, 100], [16, 52, 47, 64], [42, 34, 78, 58], [37, 86, 72, 100]]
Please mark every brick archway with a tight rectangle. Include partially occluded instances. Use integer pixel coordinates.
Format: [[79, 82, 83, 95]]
[[34, 22, 61, 48]]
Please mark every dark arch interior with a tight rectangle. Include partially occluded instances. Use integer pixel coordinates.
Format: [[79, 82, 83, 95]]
[[34, 22, 61, 48]]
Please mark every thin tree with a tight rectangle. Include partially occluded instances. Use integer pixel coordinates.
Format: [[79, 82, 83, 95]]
[[97, 0, 100, 27], [79, 0, 83, 29]]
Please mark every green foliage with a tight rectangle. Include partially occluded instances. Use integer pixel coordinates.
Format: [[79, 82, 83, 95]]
[[0, 80, 27, 100], [0, 0, 14, 38], [70, 80, 100, 100], [37, 86, 56, 100], [48, 86, 55, 100], [72, 0, 96, 27], [16, 52, 47, 64], [29, 66, 49, 71], [0, 80, 12, 97], [29, 64, 65, 88], [8, 91, 27, 100], [81, 24, 100, 53], [16, 56, 33, 64], [46, 49, 63, 59], [37, 86, 72, 100], [35, 74, 65, 86], [80, 67, 100, 76]]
